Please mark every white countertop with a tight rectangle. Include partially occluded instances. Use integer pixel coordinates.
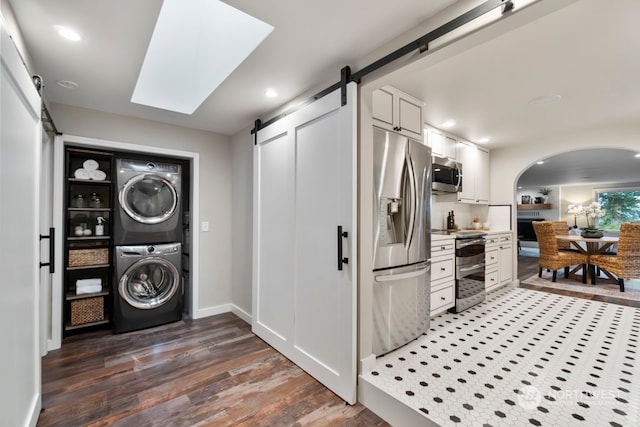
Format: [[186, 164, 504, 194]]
[[430, 229, 512, 241]]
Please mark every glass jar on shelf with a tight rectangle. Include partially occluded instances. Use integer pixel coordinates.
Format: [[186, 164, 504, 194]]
[[71, 194, 86, 208], [89, 193, 103, 208]]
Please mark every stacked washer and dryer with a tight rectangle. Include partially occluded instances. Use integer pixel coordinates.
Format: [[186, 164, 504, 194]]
[[113, 159, 183, 333]]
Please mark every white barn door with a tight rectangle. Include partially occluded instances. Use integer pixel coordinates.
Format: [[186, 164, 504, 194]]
[[253, 83, 357, 403], [1, 19, 43, 426]]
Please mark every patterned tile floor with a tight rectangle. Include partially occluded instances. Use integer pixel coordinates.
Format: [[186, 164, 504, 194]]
[[362, 287, 640, 426]]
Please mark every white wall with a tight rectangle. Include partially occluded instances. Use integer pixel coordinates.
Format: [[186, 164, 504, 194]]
[[49, 103, 233, 316], [230, 126, 254, 321]]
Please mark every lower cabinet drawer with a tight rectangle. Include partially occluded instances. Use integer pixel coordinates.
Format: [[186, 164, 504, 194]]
[[431, 285, 454, 312], [432, 258, 454, 281], [486, 269, 499, 290], [485, 248, 498, 267]]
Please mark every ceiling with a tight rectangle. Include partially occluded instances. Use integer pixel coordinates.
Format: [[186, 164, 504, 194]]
[[6, 0, 640, 184], [517, 148, 640, 188], [6, 0, 457, 135]]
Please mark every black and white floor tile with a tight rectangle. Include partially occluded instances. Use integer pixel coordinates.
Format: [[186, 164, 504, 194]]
[[362, 287, 640, 426]]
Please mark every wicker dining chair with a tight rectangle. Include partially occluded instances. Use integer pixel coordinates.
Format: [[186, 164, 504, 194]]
[[533, 221, 588, 283], [551, 220, 574, 251], [589, 222, 640, 292]]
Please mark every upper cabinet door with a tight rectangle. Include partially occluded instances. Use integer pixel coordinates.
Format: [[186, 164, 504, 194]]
[[427, 128, 445, 157], [476, 148, 490, 204], [371, 87, 394, 127], [397, 95, 423, 138], [426, 127, 458, 160], [457, 142, 490, 204], [445, 135, 458, 160], [372, 86, 424, 140], [457, 141, 478, 203]]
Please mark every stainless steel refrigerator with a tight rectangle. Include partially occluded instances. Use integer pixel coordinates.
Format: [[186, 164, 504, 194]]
[[372, 126, 431, 356]]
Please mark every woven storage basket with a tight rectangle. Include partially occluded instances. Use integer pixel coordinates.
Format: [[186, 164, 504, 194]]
[[70, 297, 104, 326], [68, 248, 108, 267]]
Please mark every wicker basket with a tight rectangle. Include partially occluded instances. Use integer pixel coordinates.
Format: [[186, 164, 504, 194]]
[[68, 248, 109, 267], [70, 297, 104, 326]]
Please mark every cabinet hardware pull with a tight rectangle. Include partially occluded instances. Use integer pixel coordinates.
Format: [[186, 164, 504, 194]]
[[39, 227, 55, 274], [337, 226, 349, 271]]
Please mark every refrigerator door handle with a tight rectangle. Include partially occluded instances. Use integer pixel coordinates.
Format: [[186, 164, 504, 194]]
[[403, 151, 417, 251], [375, 267, 428, 282]]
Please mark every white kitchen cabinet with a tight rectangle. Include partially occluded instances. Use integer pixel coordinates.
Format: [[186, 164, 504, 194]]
[[426, 127, 457, 160], [476, 147, 490, 203], [485, 232, 513, 292], [430, 237, 455, 317], [372, 86, 423, 140], [499, 234, 513, 285], [457, 141, 490, 204]]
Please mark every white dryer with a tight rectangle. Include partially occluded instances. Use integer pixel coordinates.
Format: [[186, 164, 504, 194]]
[[114, 159, 182, 244]]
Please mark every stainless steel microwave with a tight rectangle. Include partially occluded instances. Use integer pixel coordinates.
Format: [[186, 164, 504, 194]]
[[432, 155, 462, 193]]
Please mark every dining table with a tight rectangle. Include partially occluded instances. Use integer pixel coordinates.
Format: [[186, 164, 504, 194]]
[[555, 234, 619, 283]]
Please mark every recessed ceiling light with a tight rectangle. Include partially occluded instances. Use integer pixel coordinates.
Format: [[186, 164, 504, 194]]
[[528, 94, 562, 106], [635, 153, 640, 158], [265, 88, 278, 98], [131, 0, 274, 114], [477, 137, 490, 143], [56, 80, 79, 89], [54, 25, 82, 41], [536, 161, 544, 165], [441, 120, 456, 128]]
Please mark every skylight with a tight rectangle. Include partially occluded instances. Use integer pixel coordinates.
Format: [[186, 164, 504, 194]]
[[131, 0, 273, 114]]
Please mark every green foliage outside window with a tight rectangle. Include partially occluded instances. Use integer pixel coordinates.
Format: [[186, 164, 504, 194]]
[[597, 190, 640, 230]]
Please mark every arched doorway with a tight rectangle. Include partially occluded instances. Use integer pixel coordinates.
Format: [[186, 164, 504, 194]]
[[513, 147, 640, 302]]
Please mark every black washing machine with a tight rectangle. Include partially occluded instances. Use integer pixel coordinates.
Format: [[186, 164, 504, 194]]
[[114, 158, 182, 245], [113, 243, 182, 333]]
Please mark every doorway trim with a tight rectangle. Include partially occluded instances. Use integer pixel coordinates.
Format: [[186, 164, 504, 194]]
[[50, 134, 199, 350]]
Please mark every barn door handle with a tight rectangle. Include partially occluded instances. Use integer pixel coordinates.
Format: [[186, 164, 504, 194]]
[[337, 226, 349, 271], [40, 227, 55, 274]]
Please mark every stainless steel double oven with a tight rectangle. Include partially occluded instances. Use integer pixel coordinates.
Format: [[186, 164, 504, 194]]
[[453, 232, 486, 312]]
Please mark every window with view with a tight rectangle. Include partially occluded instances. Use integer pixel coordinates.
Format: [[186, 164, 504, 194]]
[[596, 188, 640, 230]]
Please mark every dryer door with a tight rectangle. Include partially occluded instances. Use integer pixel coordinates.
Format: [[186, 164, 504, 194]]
[[119, 173, 178, 224], [119, 257, 180, 309]]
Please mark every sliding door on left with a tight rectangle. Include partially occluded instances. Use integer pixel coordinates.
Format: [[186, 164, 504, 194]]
[[1, 19, 44, 426]]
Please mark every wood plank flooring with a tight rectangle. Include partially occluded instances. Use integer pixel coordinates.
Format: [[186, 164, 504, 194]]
[[38, 314, 389, 427]]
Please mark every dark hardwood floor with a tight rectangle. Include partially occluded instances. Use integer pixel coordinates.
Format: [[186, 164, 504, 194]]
[[39, 314, 389, 427]]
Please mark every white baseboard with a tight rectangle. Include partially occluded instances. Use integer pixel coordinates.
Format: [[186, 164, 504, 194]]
[[28, 393, 40, 427], [192, 303, 231, 319], [191, 303, 252, 325], [230, 304, 252, 324]]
